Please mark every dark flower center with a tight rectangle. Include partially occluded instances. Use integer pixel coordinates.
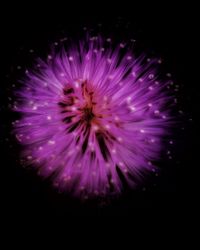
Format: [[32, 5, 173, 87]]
[[82, 107, 95, 123]]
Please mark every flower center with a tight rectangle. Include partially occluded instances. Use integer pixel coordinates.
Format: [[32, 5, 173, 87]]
[[82, 106, 95, 123], [58, 79, 114, 161]]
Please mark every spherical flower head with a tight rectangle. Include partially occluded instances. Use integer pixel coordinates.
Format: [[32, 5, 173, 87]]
[[13, 35, 173, 199]]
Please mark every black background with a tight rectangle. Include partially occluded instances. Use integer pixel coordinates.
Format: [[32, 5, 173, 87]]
[[1, 1, 195, 219]]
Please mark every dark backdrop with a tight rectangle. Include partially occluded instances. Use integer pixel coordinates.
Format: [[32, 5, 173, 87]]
[[1, 1, 194, 219]]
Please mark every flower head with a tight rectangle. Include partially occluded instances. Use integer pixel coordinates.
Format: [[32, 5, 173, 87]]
[[13, 36, 173, 199]]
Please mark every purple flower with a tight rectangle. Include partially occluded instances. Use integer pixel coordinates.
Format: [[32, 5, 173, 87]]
[[13, 36, 173, 199]]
